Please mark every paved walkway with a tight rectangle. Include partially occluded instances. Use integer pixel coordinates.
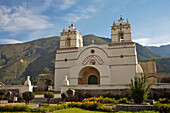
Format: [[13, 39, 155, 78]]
[[35, 94, 61, 98], [0, 94, 61, 108]]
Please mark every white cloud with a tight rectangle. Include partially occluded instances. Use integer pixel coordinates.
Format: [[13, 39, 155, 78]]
[[59, 0, 76, 10], [63, 6, 97, 23], [134, 38, 151, 46], [134, 34, 170, 47], [0, 6, 53, 32], [0, 39, 23, 44]]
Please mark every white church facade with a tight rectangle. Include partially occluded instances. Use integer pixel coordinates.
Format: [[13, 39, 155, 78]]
[[54, 17, 143, 91]]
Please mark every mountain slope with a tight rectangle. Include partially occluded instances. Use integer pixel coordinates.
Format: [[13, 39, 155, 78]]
[[0, 35, 161, 85], [136, 43, 160, 59], [146, 44, 170, 57], [0, 36, 60, 84]]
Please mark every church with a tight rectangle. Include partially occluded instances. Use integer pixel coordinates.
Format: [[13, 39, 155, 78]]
[[54, 17, 143, 91]]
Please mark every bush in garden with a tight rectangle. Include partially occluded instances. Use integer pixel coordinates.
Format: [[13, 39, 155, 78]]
[[82, 101, 101, 110], [44, 92, 54, 104], [158, 98, 168, 104], [97, 104, 112, 112], [0, 105, 29, 112], [103, 97, 113, 103], [61, 92, 68, 101], [130, 74, 152, 104], [0, 89, 7, 100], [154, 101, 170, 113], [97, 97, 104, 103], [22, 91, 35, 105], [67, 102, 83, 108], [118, 97, 130, 104]]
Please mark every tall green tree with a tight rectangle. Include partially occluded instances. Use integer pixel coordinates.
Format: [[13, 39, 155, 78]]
[[130, 74, 152, 104]]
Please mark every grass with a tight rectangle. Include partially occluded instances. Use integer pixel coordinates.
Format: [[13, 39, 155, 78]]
[[54, 108, 111, 113], [54, 108, 158, 113], [1, 108, 160, 113], [33, 90, 60, 95]]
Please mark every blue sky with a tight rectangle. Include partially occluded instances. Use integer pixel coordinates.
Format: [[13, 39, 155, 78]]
[[0, 0, 170, 46]]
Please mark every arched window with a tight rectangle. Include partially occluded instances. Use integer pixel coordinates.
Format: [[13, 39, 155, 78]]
[[66, 38, 71, 47], [118, 32, 124, 42]]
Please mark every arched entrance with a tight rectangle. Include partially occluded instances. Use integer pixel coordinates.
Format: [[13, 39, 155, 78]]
[[78, 66, 100, 85]]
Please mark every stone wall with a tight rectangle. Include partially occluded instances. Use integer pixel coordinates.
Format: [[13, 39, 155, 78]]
[[139, 61, 157, 73], [116, 104, 156, 112], [37, 74, 54, 91], [61, 83, 170, 100], [0, 85, 33, 97]]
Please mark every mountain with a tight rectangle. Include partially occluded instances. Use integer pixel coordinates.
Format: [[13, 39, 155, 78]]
[[146, 44, 170, 57], [0, 35, 161, 85], [140, 57, 170, 73]]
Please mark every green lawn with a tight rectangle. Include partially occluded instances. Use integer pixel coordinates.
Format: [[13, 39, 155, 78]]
[[54, 108, 158, 113], [54, 108, 110, 113]]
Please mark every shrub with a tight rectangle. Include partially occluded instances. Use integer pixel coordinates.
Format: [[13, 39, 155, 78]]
[[0, 105, 29, 112], [118, 97, 130, 104], [97, 104, 112, 112], [130, 74, 152, 104], [82, 101, 101, 110], [61, 92, 68, 101], [44, 92, 54, 104], [154, 102, 170, 113], [0, 89, 7, 100], [82, 96, 118, 104], [67, 102, 83, 108], [22, 91, 35, 105], [103, 97, 113, 103], [158, 98, 168, 104], [97, 97, 104, 103]]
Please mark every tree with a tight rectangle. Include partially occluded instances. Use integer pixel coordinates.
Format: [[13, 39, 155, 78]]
[[0, 89, 7, 100], [44, 92, 54, 104], [130, 74, 152, 104], [61, 92, 68, 101], [22, 91, 35, 105]]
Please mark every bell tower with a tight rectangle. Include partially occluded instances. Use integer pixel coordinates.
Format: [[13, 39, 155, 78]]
[[111, 16, 132, 43], [60, 24, 83, 48]]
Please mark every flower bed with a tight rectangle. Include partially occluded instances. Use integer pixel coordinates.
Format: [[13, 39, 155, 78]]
[[154, 101, 170, 113], [82, 96, 130, 104], [0, 104, 29, 112]]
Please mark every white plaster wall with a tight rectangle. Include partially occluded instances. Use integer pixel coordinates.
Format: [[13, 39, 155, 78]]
[[55, 43, 137, 91], [55, 68, 70, 91], [111, 26, 132, 42], [110, 65, 136, 84], [0, 85, 33, 97]]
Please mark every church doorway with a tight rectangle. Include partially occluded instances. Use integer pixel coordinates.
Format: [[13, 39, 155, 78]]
[[88, 75, 98, 84], [78, 66, 100, 85]]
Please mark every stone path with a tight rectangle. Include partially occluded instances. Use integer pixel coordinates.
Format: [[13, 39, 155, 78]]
[[35, 94, 61, 98], [0, 94, 61, 108]]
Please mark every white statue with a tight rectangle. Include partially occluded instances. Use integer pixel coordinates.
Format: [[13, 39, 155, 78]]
[[62, 76, 70, 86], [24, 76, 32, 86]]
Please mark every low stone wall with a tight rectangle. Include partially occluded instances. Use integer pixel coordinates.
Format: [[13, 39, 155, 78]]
[[61, 83, 170, 100], [116, 104, 156, 112], [0, 85, 33, 97]]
